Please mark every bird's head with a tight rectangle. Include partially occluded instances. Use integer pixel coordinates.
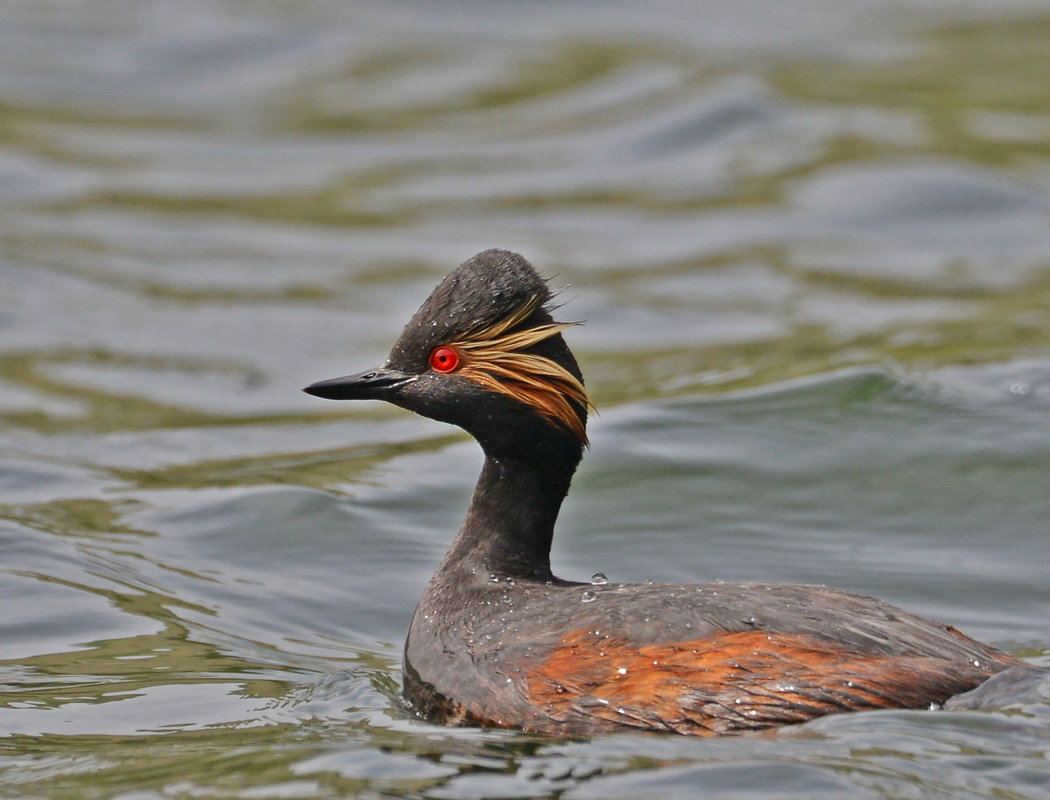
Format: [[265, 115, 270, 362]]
[[305, 250, 594, 462]]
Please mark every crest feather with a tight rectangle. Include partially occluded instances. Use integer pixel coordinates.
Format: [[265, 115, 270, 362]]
[[448, 296, 595, 444]]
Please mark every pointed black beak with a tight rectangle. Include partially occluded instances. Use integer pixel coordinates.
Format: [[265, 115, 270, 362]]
[[303, 366, 416, 401]]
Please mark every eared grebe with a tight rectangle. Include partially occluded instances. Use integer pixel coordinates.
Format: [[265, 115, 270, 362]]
[[305, 249, 1023, 735]]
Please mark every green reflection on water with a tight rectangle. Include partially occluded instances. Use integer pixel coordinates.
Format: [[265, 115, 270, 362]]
[[0, 498, 149, 540], [285, 40, 673, 134], [0, 347, 378, 434], [773, 14, 1050, 167], [106, 433, 463, 492], [585, 258, 1050, 406]]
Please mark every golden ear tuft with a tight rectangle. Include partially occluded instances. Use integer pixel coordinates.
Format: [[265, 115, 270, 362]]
[[447, 297, 595, 443]]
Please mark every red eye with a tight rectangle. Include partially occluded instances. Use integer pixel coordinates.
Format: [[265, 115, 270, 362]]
[[429, 346, 460, 373]]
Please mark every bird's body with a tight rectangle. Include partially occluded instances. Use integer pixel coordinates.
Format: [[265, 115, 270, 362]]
[[405, 577, 1016, 735], [305, 249, 1024, 736]]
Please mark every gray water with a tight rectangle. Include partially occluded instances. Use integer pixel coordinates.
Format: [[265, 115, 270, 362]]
[[1, 1, 1050, 797]]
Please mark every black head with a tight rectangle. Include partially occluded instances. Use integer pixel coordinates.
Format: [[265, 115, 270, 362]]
[[305, 250, 593, 463]]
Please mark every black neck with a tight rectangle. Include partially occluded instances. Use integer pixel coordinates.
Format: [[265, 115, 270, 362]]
[[437, 449, 579, 581]]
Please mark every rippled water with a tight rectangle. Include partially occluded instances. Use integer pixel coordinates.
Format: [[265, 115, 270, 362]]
[[2, 1, 1049, 797]]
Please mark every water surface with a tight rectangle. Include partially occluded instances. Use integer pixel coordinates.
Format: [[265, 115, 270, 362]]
[[1, 1, 1049, 798]]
